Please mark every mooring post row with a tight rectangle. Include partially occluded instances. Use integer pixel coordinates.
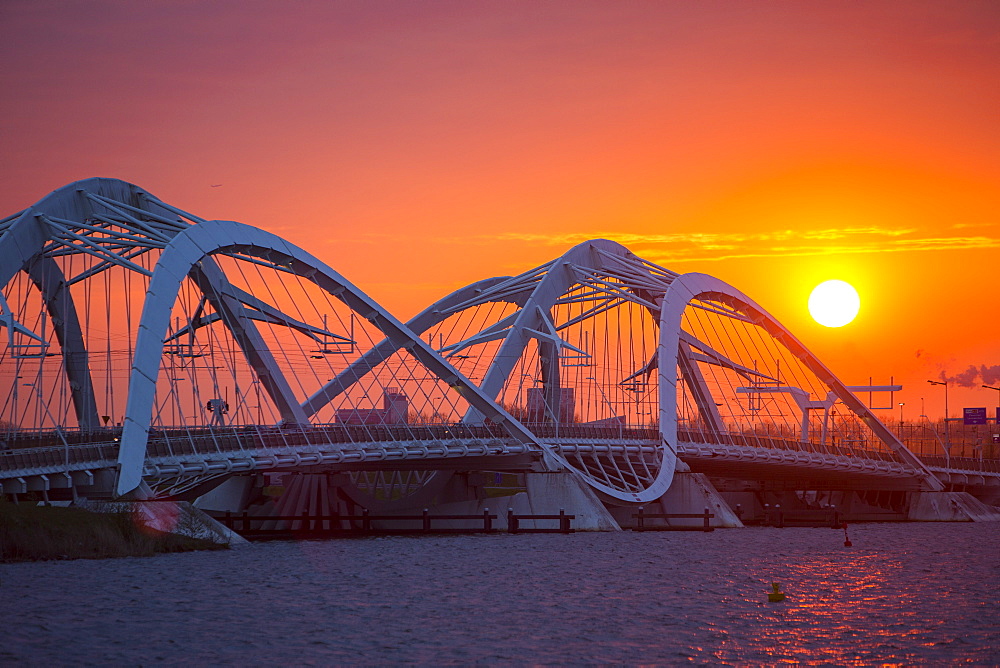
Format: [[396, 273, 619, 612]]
[[219, 509, 580, 535]]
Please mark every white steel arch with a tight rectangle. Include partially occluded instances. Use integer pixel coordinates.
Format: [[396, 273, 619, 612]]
[[1, 179, 947, 503], [116, 220, 554, 496], [416, 238, 682, 503], [0, 178, 189, 431], [301, 241, 686, 504], [657, 272, 943, 491]]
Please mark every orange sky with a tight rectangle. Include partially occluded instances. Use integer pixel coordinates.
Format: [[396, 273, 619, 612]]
[[2, 1, 999, 421]]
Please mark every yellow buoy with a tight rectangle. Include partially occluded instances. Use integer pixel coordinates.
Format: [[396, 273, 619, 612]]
[[768, 582, 786, 602]]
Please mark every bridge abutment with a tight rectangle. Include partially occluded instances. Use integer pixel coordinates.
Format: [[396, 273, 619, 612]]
[[607, 472, 743, 529], [82, 499, 249, 546], [906, 491, 1000, 522], [193, 475, 257, 513], [191, 469, 622, 532], [521, 471, 621, 531]]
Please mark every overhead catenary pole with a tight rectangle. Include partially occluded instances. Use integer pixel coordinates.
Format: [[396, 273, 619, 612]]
[[982, 384, 1000, 423]]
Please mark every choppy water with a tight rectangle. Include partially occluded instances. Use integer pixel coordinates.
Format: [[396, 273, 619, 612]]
[[2, 522, 998, 665]]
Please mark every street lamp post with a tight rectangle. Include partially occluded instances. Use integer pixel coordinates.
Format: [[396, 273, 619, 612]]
[[982, 384, 1000, 422], [927, 380, 950, 453], [982, 385, 1000, 458]]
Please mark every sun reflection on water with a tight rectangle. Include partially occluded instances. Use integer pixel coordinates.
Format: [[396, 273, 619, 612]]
[[721, 548, 962, 665]]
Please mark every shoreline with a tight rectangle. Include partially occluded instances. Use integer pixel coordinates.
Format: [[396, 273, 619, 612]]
[[0, 500, 228, 563]]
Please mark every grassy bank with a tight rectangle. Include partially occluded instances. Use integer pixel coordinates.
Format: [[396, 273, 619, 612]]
[[0, 500, 227, 563]]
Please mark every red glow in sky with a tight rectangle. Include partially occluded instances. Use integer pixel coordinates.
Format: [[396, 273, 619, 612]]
[[2, 1, 998, 419]]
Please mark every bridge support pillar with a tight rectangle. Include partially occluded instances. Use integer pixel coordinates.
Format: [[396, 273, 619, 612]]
[[522, 471, 621, 531], [194, 476, 256, 513], [609, 472, 742, 529], [414, 471, 621, 531]]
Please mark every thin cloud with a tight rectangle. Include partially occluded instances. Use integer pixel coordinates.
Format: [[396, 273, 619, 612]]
[[341, 225, 1000, 265], [645, 236, 1000, 264], [477, 226, 916, 247], [951, 222, 996, 230], [461, 227, 1000, 263]]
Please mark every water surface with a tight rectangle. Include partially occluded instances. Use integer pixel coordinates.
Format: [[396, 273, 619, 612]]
[[2, 522, 998, 664]]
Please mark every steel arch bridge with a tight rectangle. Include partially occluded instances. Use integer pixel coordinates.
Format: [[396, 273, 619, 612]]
[[0, 178, 946, 510]]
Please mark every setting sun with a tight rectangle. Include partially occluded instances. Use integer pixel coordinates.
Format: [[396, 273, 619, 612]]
[[808, 280, 860, 328]]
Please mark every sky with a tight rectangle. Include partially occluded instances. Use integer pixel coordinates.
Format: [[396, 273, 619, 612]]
[[2, 1, 999, 421]]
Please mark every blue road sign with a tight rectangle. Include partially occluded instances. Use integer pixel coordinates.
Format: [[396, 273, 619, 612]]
[[964, 407, 987, 425]]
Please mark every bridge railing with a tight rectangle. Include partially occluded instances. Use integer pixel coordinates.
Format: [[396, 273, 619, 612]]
[[0, 441, 119, 471], [1, 429, 123, 449], [522, 423, 658, 441], [6, 420, 965, 474], [0, 422, 656, 454], [918, 455, 1000, 473], [139, 422, 531, 460], [0, 422, 528, 473], [676, 429, 908, 465]]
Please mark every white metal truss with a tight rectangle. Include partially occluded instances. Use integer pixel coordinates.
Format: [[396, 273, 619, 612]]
[[307, 239, 683, 502], [657, 272, 943, 491], [0, 179, 946, 503], [116, 219, 558, 496]]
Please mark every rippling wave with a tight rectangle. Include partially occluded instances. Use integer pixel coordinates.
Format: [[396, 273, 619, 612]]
[[1, 522, 997, 665]]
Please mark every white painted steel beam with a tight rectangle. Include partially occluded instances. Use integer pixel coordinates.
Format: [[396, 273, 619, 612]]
[[116, 220, 554, 496], [0, 179, 949, 502], [657, 272, 943, 492]]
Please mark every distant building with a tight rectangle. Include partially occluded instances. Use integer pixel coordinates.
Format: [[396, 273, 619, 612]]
[[525, 387, 575, 423], [582, 415, 626, 427], [335, 388, 409, 425]]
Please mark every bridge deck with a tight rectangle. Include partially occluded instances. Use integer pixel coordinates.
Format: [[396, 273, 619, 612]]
[[3, 423, 992, 497]]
